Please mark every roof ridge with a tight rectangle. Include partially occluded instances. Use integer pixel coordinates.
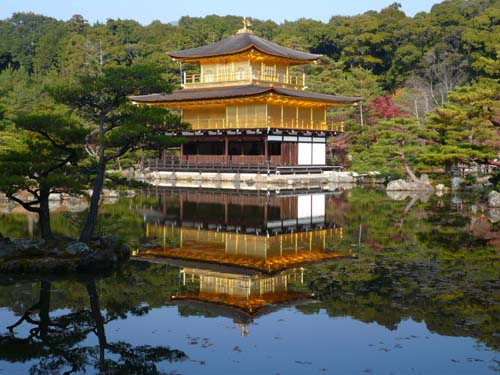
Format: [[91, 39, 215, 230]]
[[169, 32, 321, 61]]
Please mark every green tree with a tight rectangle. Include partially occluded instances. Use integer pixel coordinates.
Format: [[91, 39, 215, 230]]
[[0, 114, 88, 238], [51, 65, 186, 242], [422, 78, 499, 172], [349, 117, 427, 178], [0, 13, 68, 75]]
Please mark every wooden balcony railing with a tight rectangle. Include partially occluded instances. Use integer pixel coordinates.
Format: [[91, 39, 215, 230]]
[[328, 122, 344, 132], [182, 71, 305, 88], [144, 158, 343, 174], [185, 117, 226, 129], [185, 117, 345, 132]]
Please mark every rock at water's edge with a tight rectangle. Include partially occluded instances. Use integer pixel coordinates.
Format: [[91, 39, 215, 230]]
[[101, 189, 120, 198], [123, 189, 136, 197], [0, 236, 130, 274], [435, 184, 447, 191], [489, 208, 500, 223], [419, 174, 431, 185], [386, 179, 434, 192], [66, 241, 91, 255], [488, 191, 500, 207]]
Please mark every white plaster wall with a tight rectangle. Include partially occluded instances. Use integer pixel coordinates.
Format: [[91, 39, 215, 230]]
[[298, 143, 312, 165], [312, 143, 326, 165], [297, 195, 312, 219], [311, 194, 325, 217]]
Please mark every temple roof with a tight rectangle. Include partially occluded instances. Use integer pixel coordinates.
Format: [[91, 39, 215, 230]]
[[133, 246, 347, 273], [129, 85, 361, 106], [169, 32, 321, 62]]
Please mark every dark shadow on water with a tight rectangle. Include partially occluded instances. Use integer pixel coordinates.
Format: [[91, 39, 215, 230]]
[[0, 273, 187, 374]]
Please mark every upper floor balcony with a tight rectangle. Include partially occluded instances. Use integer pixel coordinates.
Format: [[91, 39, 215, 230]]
[[182, 69, 306, 90], [182, 117, 344, 133]]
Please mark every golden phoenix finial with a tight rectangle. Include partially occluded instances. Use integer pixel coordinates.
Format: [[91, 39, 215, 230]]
[[237, 17, 253, 34]]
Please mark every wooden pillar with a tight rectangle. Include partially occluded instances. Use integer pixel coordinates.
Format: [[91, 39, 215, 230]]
[[264, 137, 269, 162], [225, 136, 229, 165], [296, 107, 299, 129], [224, 194, 228, 225], [285, 143, 288, 166], [264, 201, 268, 227]]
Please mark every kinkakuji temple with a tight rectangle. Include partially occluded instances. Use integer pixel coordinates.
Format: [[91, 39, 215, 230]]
[[133, 189, 347, 273], [132, 188, 349, 324], [130, 19, 361, 173]]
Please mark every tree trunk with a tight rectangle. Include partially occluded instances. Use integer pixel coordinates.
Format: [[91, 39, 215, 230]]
[[398, 196, 418, 229], [445, 160, 455, 176], [400, 151, 420, 183], [86, 280, 107, 371], [38, 187, 52, 239], [79, 158, 106, 243], [80, 118, 106, 243], [39, 281, 51, 342]]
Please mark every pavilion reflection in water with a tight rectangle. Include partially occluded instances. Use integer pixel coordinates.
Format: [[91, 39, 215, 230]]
[[134, 189, 347, 325]]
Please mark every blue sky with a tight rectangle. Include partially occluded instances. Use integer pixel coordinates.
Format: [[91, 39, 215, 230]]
[[1, 0, 441, 24]]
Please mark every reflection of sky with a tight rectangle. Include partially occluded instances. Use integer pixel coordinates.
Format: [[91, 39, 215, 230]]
[[1, 305, 498, 374], [107, 307, 498, 375], [0, 307, 83, 375]]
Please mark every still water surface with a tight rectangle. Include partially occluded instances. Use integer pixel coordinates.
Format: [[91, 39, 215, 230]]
[[0, 187, 499, 374]]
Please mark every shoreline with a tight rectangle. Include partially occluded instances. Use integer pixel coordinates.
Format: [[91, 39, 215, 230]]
[[0, 235, 130, 274]]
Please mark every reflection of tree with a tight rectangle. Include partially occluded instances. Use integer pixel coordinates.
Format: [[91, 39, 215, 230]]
[[307, 255, 500, 352], [306, 190, 500, 352], [0, 278, 187, 374]]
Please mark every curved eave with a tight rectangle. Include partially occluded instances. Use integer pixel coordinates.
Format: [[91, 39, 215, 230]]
[[168, 33, 321, 64], [129, 86, 361, 109], [171, 297, 312, 323], [170, 46, 319, 65], [129, 86, 272, 107], [174, 292, 312, 312], [272, 88, 361, 107]]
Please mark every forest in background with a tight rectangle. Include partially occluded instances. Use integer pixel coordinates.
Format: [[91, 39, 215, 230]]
[[0, 0, 499, 180]]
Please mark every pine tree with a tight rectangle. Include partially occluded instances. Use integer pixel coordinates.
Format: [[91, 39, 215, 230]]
[[422, 78, 499, 172], [0, 114, 88, 238], [50, 65, 186, 242]]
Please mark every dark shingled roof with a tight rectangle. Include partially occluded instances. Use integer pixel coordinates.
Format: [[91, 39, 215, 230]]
[[129, 85, 361, 105], [169, 33, 321, 62], [273, 87, 361, 104]]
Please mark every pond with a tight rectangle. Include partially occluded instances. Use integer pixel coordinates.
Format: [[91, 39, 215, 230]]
[[0, 187, 499, 374]]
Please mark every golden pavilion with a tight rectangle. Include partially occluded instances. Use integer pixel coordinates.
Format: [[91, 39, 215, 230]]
[[134, 189, 346, 272], [133, 189, 349, 324], [130, 19, 360, 171]]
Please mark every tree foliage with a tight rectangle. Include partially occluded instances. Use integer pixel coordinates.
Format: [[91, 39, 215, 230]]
[[349, 118, 428, 177], [0, 1, 498, 88], [51, 65, 187, 242], [0, 1, 499, 182], [0, 114, 87, 238], [423, 78, 499, 169], [0, 278, 187, 374]]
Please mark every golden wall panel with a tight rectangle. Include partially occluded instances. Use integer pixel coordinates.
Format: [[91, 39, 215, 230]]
[[181, 103, 333, 131]]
